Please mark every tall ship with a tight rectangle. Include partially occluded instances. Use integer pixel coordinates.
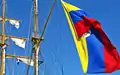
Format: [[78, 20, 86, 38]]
[[0, 0, 57, 75]]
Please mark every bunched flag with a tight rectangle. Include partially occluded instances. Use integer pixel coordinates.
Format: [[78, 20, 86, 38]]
[[16, 58, 43, 66], [61, 0, 120, 74], [9, 20, 20, 29], [0, 16, 20, 29], [11, 38, 26, 49]]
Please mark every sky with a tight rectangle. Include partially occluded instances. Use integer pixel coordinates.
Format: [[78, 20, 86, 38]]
[[0, 0, 120, 75]]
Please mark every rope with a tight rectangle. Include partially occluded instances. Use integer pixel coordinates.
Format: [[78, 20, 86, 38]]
[[39, 0, 56, 40], [25, 0, 34, 74]]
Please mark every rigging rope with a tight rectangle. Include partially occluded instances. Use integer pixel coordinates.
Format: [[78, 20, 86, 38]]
[[39, 0, 56, 40], [25, 1, 34, 75]]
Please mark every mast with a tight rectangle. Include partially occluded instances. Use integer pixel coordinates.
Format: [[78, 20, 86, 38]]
[[32, 0, 39, 75], [32, 0, 56, 75], [1, 0, 6, 74], [34, 0, 38, 37], [0, 0, 27, 75]]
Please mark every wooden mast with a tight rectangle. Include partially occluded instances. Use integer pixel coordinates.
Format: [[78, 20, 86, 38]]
[[32, 0, 56, 75], [0, 0, 56, 74], [0, 0, 40, 74], [0, 0, 27, 75], [1, 0, 6, 74], [32, 0, 39, 75], [34, 0, 38, 37]]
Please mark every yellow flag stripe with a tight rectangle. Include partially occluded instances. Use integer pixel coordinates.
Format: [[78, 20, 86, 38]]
[[61, 1, 88, 73], [61, 0, 80, 12]]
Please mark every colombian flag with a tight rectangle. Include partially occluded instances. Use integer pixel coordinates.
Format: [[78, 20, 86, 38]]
[[61, 0, 120, 74]]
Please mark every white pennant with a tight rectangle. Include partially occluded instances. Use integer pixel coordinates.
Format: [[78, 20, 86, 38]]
[[11, 38, 26, 49], [0, 17, 20, 29], [9, 20, 20, 29], [17, 58, 34, 66]]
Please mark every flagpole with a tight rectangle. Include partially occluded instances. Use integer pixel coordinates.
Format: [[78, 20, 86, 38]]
[[1, 0, 6, 75]]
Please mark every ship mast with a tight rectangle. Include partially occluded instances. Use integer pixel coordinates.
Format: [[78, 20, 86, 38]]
[[32, 0, 39, 75], [34, 0, 38, 37], [0, 0, 56, 74], [0, 0, 27, 75], [32, 0, 56, 75], [1, 0, 6, 74]]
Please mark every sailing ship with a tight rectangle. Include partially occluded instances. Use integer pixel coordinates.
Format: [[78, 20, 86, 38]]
[[0, 0, 57, 75]]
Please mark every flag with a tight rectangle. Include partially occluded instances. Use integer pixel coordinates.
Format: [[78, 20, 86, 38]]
[[61, 0, 120, 74], [16, 58, 43, 66], [11, 38, 26, 49], [9, 20, 20, 29], [0, 16, 20, 29], [17, 58, 34, 66]]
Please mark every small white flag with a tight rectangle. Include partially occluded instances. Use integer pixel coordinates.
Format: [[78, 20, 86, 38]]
[[11, 38, 26, 49], [17, 58, 34, 66], [9, 20, 20, 29]]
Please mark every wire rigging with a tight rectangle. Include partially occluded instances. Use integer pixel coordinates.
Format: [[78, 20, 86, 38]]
[[39, 0, 56, 40], [25, 1, 34, 75]]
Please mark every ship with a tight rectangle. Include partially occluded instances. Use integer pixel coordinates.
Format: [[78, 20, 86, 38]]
[[0, 0, 57, 75]]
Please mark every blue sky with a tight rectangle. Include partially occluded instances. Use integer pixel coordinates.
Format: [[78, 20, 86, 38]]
[[0, 0, 120, 75]]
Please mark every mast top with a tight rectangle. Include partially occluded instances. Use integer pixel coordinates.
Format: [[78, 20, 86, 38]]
[[33, 0, 39, 37]]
